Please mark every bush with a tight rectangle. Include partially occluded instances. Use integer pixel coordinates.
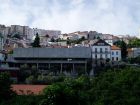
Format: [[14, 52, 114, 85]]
[[0, 72, 15, 102]]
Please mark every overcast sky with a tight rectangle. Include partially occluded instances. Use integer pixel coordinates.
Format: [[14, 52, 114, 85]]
[[0, 0, 140, 35]]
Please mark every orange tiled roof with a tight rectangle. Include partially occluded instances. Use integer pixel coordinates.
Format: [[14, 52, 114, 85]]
[[111, 45, 121, 50], [11, 85, 47, 95]]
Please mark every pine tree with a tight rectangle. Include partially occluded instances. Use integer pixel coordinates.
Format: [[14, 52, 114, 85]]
[[32, 33, 40, 47]]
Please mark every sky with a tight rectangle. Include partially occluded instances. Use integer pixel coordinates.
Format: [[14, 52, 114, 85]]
[[0, 0, 140, 35]]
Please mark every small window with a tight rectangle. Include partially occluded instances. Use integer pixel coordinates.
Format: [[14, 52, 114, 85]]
[[116, 51, 118, 55], [95, 54, 97, 59], [105, 54, 108, 58], [116, 57, 118, 61], [112, 57, 114, 61], [112, 52, 114, 55], [100, 48, 102, 53], [98, 43, 104, 45], [95, 48, 97, 52], [100, 54, 102, 58]]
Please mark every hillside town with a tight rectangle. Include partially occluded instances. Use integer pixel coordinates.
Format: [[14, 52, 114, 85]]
[[0, 24, 140, 82]]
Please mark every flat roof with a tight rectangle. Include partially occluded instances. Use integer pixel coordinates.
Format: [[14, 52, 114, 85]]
[[13, 47, 91, 58]]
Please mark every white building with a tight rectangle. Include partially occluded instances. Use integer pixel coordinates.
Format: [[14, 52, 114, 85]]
[[111, 45, 121, 61], [91, 39, 111, 60], [91, 39, 122, 63]]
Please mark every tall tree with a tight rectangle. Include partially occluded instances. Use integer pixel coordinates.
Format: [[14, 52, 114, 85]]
[[0, 72, 14, 101], [32, 33, 40, 47], [114, 40, 128, 60]]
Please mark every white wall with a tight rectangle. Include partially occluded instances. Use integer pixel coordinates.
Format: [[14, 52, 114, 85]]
[[91, 46, 111, 59], [111, 50, 121, 61]]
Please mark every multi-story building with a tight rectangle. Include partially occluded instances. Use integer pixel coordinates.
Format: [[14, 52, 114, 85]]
[[91, 39, 121, 64], [111, 45, 121, 61], [0, 24, 61, 41], [91, 39, 111, 60]]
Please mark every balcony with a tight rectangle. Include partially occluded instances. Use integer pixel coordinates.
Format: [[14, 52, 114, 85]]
[[92, 51, 110, 54]]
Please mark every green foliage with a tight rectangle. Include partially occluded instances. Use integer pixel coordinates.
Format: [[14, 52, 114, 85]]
[[50, 37, 55, 42], [128, 56, 140, 64], [42, 76, 90, 105], [0, 72, 15, 101], [41, 67, 140, 105], [1, 67, 140, 105], [32, 33, 41, 47], [89, 67, 140, 105], [114, 40, 128, 60], [66, 36, 86, 45], [128, 38, 140, 48], [1, 95, 43, 105], [25, 75, 65, 85]]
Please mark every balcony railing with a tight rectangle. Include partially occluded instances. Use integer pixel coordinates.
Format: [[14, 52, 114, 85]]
[[92, 51, 110, 53]]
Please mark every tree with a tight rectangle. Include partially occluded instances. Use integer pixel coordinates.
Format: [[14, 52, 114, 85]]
[[128, 38, 140, 48], [32, 33, 40, 47], [114, 40, 128, 60], [0, 72, 14, 101], [50, 37, 55, 42]]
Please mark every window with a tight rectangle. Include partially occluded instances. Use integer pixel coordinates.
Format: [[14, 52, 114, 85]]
[[95, 48, 97, 52], [100, 54, 102, 58], [95, 54, 97, 59], [98, 43, 104, 45], [112, 52, 114, 55], [116, 51, 118, 55], [105, 54, 108, 58], [112, 57, 114, 61], [116, 57, 118, 61], [100, 48, 102, 53], [105, 48, 108, 53]]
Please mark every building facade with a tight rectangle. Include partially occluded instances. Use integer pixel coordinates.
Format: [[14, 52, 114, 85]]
[[7, 47, 92, 76], [111, 45, 121, 61], [91, 39, 111, 60]]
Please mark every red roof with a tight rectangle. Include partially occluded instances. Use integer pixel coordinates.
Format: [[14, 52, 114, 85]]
[[111, 45, 121, 50], [11, 85, 47, 95]]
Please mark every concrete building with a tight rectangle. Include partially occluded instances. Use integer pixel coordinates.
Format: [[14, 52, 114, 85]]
[[111, 45, 121, 61], [6, 47, 92, 75]]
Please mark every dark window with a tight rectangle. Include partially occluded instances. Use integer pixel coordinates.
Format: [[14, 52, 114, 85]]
[[95, 48, 97, 52], [100, 54, 102, 58], [116, 57, 118, 61], [100, 48, 102, 53], [95, 54, 97, 59], [112, 57, 114, 61]]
